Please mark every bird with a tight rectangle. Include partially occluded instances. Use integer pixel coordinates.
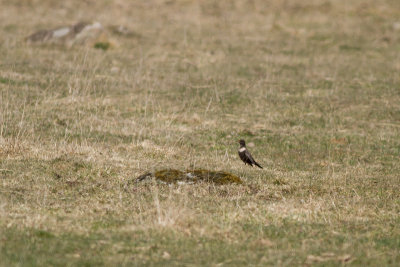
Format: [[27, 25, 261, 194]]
[[238, 139, 263, 169]]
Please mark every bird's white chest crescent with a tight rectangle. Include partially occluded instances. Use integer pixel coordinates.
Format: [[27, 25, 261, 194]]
[[239, 147, 246, 152]]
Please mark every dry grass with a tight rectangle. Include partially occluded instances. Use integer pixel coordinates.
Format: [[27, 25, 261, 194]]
[[1, 0, 400, 266]]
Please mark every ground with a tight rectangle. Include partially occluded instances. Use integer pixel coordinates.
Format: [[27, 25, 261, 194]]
[[0, 0, 399, 266]]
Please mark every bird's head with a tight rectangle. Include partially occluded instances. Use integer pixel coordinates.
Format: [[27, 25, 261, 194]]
[[238, 139, 246, 147]]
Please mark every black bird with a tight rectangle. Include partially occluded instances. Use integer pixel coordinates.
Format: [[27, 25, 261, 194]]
[[238, 139, 263, 169]]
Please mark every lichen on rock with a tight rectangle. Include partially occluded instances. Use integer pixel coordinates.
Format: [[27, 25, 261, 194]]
[[135, 169, 243, 185]]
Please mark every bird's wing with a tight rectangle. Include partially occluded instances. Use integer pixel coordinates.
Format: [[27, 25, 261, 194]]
[[244, 150, 257, 165]]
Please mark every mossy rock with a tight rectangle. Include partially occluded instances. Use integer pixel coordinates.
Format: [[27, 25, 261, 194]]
[[135, 169, 243, 185], [94, 42, 111, 50]]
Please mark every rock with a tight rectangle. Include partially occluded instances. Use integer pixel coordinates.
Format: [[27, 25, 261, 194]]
[[26, 21, 115, 48], [134, 169, 243, 185], [110, 66, 120, 74], [162, 251, 171, 260], [108, 25, 141, 38]]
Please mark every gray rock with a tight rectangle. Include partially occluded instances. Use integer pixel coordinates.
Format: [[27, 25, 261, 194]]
[[26, 22, 113, 48]]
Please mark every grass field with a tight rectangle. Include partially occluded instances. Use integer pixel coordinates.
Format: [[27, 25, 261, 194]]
[[1, 0, 400, 266]]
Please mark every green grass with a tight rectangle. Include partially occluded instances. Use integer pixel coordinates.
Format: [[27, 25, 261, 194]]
[[1, 0, 400, 266]]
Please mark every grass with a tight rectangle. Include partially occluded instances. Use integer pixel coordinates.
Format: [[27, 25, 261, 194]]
[[1, 0, 400, 265]]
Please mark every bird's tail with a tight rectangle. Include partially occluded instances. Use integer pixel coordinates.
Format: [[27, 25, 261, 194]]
[[255, 162, 263, 169]]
